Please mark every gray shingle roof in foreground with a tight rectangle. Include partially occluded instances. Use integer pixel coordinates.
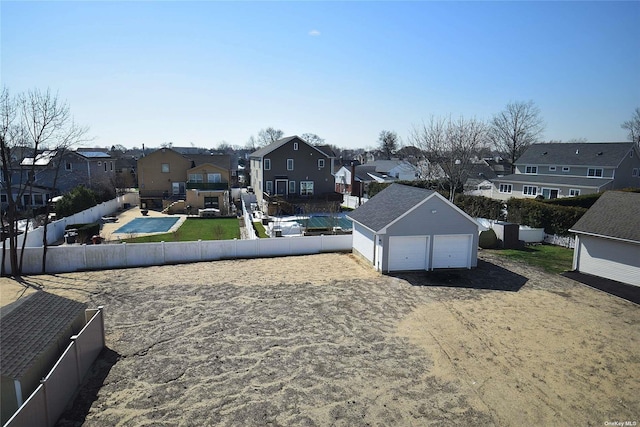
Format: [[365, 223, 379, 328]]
[[570, 191, 640, 243], [0, 291, 87, 380], [347, 183, 436, 232]]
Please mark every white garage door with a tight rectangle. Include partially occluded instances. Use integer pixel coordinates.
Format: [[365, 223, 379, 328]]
[[388, 236, 429, 271], [577, 236, 640, 286], [432, 235, 471, 269]]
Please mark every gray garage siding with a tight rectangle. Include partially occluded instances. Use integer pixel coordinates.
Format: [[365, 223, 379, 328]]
[[379, 196, 479, 272], [352, 222, 376, 264]]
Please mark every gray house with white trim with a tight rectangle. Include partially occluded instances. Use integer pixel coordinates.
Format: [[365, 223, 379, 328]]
[[347, 184, 484, 273], [569, 191, 640, 287], [492, 142, 640, 200]]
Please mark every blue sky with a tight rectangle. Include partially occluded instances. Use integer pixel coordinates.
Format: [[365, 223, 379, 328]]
[[2, 1, 639, 150]]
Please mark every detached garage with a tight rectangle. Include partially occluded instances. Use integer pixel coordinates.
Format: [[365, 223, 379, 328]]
[[347, 184, 484, 272], [570, 191, 640, 287]]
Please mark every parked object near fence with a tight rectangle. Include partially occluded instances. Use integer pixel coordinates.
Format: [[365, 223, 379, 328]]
[[5, 192, 139, 248], [1, 293, 105, 427]]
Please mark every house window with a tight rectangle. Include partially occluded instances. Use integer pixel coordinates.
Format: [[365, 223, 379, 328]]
[[562, 166, 570, 172], [499, 184, 512, 194], [587, 168, 603, 177], [287, 159, 294, 171], [523, 186, 537, 196], [300, 181, 314, 195], [104, 162, 108, 171], [162, 163, 170, 173], [318, 159, 325, 168], [23, 194, 30, 206], [0, 194, 7, 203], [208, 173, 221, 183], [293, 142, 299, 150], [189, 173, 204, 183], [525, 166, 538, 174], [110, 162, 114, 171], [632, 168, 638, 177], [264, 158, 271, 170], [33, 194, 43, 205], [289, 181, 296, 194], [66, 162, 72, 171], [549, 166, 556, 171], [569, 189, 581, 196], [265, 181, 273, 194]]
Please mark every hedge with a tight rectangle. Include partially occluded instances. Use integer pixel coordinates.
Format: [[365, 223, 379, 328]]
[[506, 198, 586, 236]]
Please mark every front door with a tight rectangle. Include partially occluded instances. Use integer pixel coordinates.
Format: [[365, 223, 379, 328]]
[[542, 188, 559, 199], [275, 179, 288, 196]]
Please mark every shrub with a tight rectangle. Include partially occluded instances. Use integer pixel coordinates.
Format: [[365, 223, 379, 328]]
[[479, 228, 498, 249], [507, 198, 586, 235], [454, 194, 504, 220], [55, 186, 99, 218]]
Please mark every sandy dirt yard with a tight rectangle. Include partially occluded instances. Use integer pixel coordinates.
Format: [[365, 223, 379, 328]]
[[2, 251, 639, 426]]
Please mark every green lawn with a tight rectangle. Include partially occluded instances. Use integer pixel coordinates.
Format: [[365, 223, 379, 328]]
[[123, 218, 240, 243], [253, 222, 269, 238], [487, 244, 574, 274]]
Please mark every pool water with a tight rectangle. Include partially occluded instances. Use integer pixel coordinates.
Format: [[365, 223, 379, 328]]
[[114, 217, 180, 234]]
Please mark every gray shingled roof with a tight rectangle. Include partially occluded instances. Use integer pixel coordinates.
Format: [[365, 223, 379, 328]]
[[570, 191, 640, 242], [347, 184, 436, 232], [0, 291, 87, 380], [497, 174, 613, 188], [515, 142, 634, 167], [249, 136, 299, 158]]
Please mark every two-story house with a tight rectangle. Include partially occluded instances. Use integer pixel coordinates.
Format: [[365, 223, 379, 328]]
[[1, 149, 116, 210], [137, 148, 231, 213], [249, 136, 342, 214], [492, 142, 640, 200]]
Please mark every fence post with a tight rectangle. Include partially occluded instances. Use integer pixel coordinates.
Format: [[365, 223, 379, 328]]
[[40, 378, 50, 427], [71, 336, 82, 387], [199, 239, 202, 261], [98, 306, 105, 347]]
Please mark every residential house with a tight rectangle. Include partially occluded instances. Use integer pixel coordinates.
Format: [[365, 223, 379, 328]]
[[492, 142, 640, 200], [569, 191, 640, 287], [340, 160, 420, 199], [1, 149, 115, 210], [137, 148, 231, 213], [347, 183, 484, 272], [249, 136, 341, 215]]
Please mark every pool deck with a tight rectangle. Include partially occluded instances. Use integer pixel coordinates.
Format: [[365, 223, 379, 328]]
[[101, 206, 187, 242]]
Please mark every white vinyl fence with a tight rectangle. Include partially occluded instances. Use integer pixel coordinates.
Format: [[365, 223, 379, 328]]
[[2, 235, 353, 275], [5, 308, 105, 427], [7, 193, 139, 248]]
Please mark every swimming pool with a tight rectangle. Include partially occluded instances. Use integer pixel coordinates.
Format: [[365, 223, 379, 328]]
[[114, 217, 181, 234]]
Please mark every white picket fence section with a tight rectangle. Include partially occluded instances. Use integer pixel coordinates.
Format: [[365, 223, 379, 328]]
[[2, 234, 353, 275], [7, 193, 139, 248]]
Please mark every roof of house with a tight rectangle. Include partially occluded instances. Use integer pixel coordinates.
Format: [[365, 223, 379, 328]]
[[250, 136, 332, 159], [249, 136, 299, 158], [0, 291, 87, 380], [569, 191, 640, 243], [348, 183, 481, 234], [515, 142, 635, 167], [496, 174, 614, 188], [74, 151, 111, 159], [188, 153, 231, 170]]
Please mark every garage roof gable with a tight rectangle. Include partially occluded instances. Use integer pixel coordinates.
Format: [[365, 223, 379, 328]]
[[347, 184, 482, 233]]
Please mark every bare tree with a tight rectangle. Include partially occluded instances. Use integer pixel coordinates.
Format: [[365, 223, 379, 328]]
[[410, 116, 489, 202], [256, 127, 284, 147], [301, 133, 325, 146], [489, 100, 544, 173], [378, 130, 399, 160], [621, 107, 640, 147], [0, 87, 88, 276]]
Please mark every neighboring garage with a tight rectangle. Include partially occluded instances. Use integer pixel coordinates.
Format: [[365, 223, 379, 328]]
[[570, 191, 640, 287], [348, 184, 483, 273]]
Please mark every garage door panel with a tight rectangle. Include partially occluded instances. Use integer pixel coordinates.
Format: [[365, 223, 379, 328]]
[[578, 237, 640, 286], [432, 235, 471, 269], [389, 236, 429, 271]]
